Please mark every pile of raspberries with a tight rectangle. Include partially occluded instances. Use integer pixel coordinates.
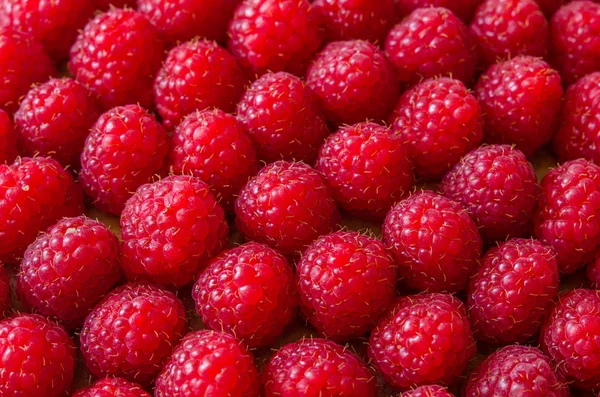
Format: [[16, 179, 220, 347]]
[[1, 0, 600, 396]]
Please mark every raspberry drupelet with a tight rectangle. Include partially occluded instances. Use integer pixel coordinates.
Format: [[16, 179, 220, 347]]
[[0, 265, 9, 318], [393, 0, 483, 22], [401, 386, 455, 397], [72, 377, 150, 397], [0, 109, 17, 164]]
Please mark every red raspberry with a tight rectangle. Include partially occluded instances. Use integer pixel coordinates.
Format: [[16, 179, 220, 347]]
[[316, 122, 414, 220], [0, 157, 84, 264], [475, 56, 563, 156], [155, 330, 261, 397], [154, 40, 246, 130], [469, 0, 550, 68], [550, 1, 600, 84], [385, 7, 477, 86], [0, 313, 75, 397], [263, 338, 377, 397], [534, 159, 600, 273], [192, 242, 298, 348], [440, 145, 541, 243], [121, 175, 229, 287], [235, 161, 340, 256], [465, 345, 569, 397], [393, 0, 483, 22], [368, 293, 476, 389], [306, 40, 399, 126], [401, 386, 454, 397], [69, 8, 165, 110], [14, 78, 101, 168], [80, 283, 187, 386], [17, 216, 121, 328], [0, 109, 17, 164], [227, 0, 322, 77], [72, 378, 150, 397], [79, 104, 169, 215], [541, 289, 600, 390], [389, 77, 483, 180], [468, 238, 560, 344], [0, 30, 56, 114], [0, 265, 9, 318], [169, 109, 259, 212], [553, 72, 600, 163], [313, 0, 397, 44], [297, 231, 397, 341]]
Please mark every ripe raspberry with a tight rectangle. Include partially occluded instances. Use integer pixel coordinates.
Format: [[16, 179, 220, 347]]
[[385, 7, 477, 86], [235, 161, 340, 256], [193, 242, 298, 348], [0, 109, 17, 164], [264, 338, 377, 397], [316, 122, 413, 220], [0, 265, 9, 318], [465, 345, 569, 397], [0, 156, 84, 264], [155, 330, 261, 397], [534, 159, 600, 273], [389, 77, 483, 180], [541, 289, 600, 390], [154, 40, 246, 130], [313, 0, 397, 44], [79, 104, 169, 215], [469, 0, 550, 68], [227, 0, 322, 76], [393, 0, 483, 22], [95, 0, 136, 10], [14, 78, 101, 168], [401, 386, 454, 397], [72, 378, 150, 397], [80, 283, 187, 386], [550, 1, 600, 84], [475, 56, 563, 156], [368, 293, 476, 389], [169, 109, 259, 212], [306, 40, 399, 126], [0, 29, 56, 114], [121, 175, 229, 287], [587, 256, 600, 288], [553, 72, 600, 163], [17, 216, 121, 328], [0, 313, 75, 397], [69, 8, 165, 110], [440, 145, 540, 242]]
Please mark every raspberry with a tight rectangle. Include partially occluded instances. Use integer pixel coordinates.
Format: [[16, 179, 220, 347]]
[[236, 72, 330, 163], [306, 40, 399, 126], [79, 104, 169, 215], [0, 0, 94, 61], [95, 0, 136, 10], [393, 0, 483, 22], [69, 8, 165, 110], [80, 283, 187, 386], [533, 158, 600, 274], [155, 330, 261, 397], [14, 78, 101, 168], [540, 289, 600, 390], [235, 161, 340, 256], [400, 386, 454, 397], [550, 1, 600, 84], [263, 338, 377, 397], [169, 109, 259, 212], [154, 39, 246, 130], [121, 175, 229, 287], [297, 231, 397, 341], [439, 145, 541, 243], [0, 109, 17, 164], [475, 56, 563, 156], [192, 242, 298, 348], [313, 0, 397, 44], [385, 7, 477, 86], [72, 378, 150, 397], [553, 72, 600, 163], [0, 265, 9, 318], [227, 0, 322, 76], [468, 238, 560, 344], [0, 29, 56, 114], [389, 77, 483, 180], [383, 191, 482, 292], [368, 293, 476, 389], [0, 157, 84, 264], [0, 314, 75, 397], [316, 122, 414, 220], [17, 216, 121, 328], [469, 0, 550, 68], [465, 345, 569, 397]]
